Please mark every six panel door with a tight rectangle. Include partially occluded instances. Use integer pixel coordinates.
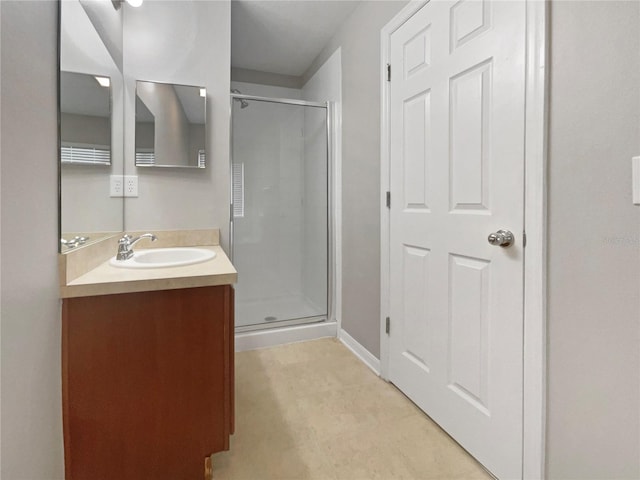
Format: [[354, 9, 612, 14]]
[[388, 1, 527, 478]]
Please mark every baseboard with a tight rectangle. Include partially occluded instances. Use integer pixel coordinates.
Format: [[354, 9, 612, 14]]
[[338, 329, 381, 375], [235, 321, 338, 352]]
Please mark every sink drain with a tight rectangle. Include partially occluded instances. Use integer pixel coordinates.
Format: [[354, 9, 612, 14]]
[[264, 316, 278, 322]]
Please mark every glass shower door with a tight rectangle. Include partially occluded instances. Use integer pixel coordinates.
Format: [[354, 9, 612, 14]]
[[231, 96, 328, 329]]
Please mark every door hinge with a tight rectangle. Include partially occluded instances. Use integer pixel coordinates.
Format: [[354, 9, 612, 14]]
[[386, 63, 391, 82], [386, 191, 391, 208], [385, 317, 391, 334], [230, 204, 234, 221], [523, 231, 527, 248]]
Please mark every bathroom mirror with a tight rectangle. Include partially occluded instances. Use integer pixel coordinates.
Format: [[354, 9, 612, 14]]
[[135, 80, 206, 168], [59, 0, 124, 251], [60, 71, 111, 166]]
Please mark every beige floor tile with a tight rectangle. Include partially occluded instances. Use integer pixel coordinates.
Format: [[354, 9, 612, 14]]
[[212, 450, 262, 480], [271, 338, 351, 367], [316, 418, 418, 480], [260, 442, 338, 480], [235, 347, 281, 372], [214, 338, 492, 480], [378, 414, 492, 479]]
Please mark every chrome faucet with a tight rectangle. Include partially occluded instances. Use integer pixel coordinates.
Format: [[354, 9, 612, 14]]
[[116, 233, 157, 260]]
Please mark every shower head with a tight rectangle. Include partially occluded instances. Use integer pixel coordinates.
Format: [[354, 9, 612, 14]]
[[231, 89, 250, 109]]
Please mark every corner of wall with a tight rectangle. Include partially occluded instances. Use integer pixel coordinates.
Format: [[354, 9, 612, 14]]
[[1, 1, 65, 478]]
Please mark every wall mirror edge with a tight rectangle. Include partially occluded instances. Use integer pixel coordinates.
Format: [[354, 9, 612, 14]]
[[58, 0, 125, 253]]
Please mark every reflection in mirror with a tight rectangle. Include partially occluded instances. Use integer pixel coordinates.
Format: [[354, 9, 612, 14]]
[[60, 71, 111, 165], [59, 0, 124, 252], [135, 80, 206, 168]]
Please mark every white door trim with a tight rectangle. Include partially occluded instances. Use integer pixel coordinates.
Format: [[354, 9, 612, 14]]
[[379, 2, 548, 479], [521, 2, 548, 478], [330, 98, 343, 334], [379, 1, 427, 384]]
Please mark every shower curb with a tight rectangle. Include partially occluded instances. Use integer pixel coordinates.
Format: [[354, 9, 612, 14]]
[[235, 321, 337, 352]]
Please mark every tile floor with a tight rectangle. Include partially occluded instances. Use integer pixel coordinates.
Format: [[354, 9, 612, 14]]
[[212, 338, 492, 480]]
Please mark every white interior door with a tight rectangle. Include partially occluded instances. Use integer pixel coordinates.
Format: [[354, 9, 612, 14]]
[[388, 1, 526, 478]]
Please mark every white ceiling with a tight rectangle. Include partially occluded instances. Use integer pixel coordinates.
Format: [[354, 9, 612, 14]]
[[231, 0, 360, 77]]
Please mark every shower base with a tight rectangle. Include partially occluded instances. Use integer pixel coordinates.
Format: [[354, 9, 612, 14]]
[[235, 294, 326, 329]]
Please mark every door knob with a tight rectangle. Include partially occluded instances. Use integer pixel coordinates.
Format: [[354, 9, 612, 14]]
[[487, 229, 514, 247]]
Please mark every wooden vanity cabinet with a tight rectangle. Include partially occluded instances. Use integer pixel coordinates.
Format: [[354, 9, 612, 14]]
[[62, 285, 234, 480]]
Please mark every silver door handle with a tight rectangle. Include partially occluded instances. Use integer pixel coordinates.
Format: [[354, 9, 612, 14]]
[[487, 229, 514, 247]]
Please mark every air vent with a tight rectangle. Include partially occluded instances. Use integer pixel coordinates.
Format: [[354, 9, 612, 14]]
[[232, 162, 244, 218]]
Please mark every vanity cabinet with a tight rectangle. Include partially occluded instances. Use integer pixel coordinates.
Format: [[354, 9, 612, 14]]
[[62, 285, 234, 480]]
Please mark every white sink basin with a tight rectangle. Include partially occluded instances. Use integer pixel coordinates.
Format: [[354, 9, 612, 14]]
[[109, 247, 216, 269]]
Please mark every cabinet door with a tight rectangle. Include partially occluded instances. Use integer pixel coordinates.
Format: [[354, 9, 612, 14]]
[[62, 286, 232, 480]]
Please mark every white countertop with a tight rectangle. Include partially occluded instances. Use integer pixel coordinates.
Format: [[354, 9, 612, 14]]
[[60, 245, 237, 298]]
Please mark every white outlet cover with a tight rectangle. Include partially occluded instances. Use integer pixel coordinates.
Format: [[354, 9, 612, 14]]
[[110, 175, 123, 197], [124, 175, 138, 197]]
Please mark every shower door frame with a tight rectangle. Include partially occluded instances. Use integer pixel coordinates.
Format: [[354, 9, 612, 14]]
[[229, 93, 335, 333]]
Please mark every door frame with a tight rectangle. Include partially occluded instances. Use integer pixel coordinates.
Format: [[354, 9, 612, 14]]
[[379, 2, 548, 479]]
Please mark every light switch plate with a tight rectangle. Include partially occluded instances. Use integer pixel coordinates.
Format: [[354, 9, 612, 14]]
[[633, 157, 640, 205], [124, 175, 138, 197]]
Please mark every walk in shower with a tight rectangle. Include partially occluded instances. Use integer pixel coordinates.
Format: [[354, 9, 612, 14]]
[[230, 92, 330, 330]]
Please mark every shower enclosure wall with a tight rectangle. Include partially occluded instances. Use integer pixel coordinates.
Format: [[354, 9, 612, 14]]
[[231, 92, 329, 329]]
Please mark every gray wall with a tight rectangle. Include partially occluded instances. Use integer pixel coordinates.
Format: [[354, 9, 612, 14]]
[[546, 1, 640, 478], [79, 0, 123, 72], [1, 1, 65, 478], [61, 160, 123, 235], [231, 67, 303, 89], [303, 1, 408, 357], [124, 1, 231, 248], [61, 113, 110, 146]]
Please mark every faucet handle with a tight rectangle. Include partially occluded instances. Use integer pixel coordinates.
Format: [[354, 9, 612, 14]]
[[116, 235, 135, 260], [116, 233, 157, 261]]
